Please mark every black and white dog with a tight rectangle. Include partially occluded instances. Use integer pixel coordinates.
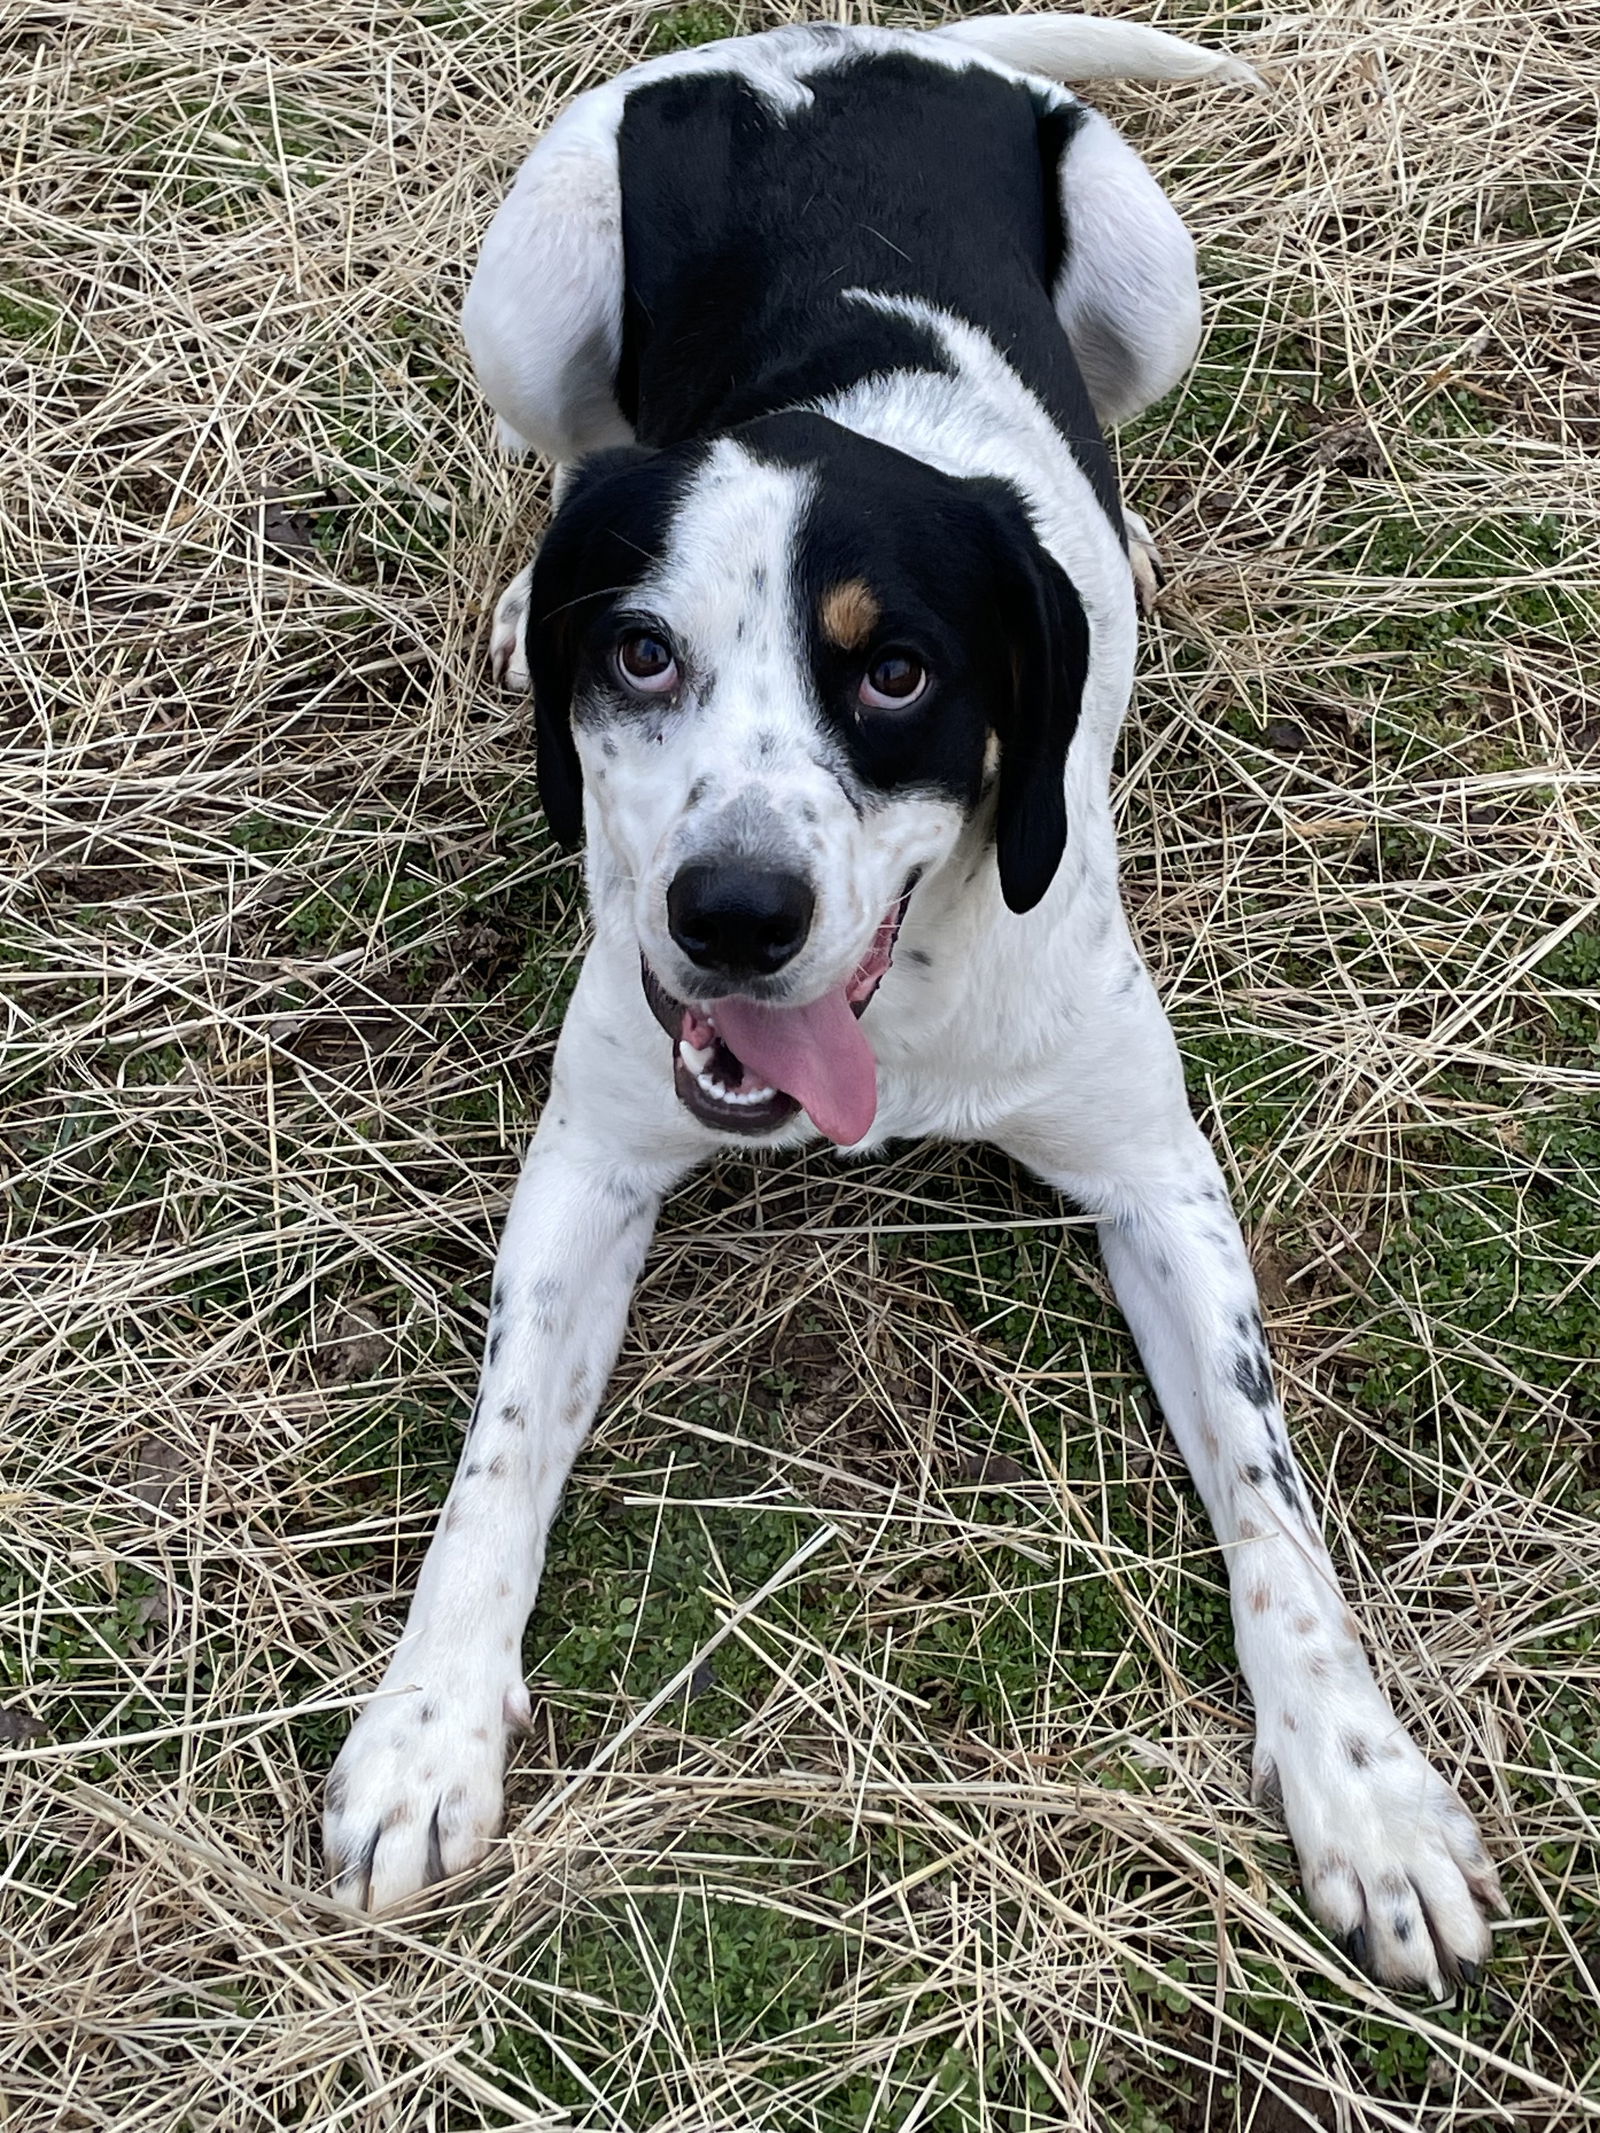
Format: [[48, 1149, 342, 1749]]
[[324, 12, 1505, 1994]]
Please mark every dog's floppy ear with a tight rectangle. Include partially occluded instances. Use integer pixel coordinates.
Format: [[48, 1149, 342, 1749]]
[[522, 445, 665, 848], [987, 500, 1090, 914]]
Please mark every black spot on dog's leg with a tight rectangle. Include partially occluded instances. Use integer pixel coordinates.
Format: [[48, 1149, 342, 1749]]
[[347, 1825, 380, 1910], [1233, 1347, 1275, 1409], [525, 1274, 566, 1336], [1268, 1446, 1304, 1514]]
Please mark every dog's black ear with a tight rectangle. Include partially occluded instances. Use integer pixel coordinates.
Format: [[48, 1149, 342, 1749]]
[[522, 446, 664, 849], [988, 503, 1090, 915]]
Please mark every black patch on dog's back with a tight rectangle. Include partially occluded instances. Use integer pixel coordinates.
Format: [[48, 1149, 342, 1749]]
[[617, 51, 1115, 523], [1032, 93, 1082, 294]]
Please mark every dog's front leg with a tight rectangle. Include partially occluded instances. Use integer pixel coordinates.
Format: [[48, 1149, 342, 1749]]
[[1003, 1096, 1505, 1996], [323, 971, 696, 1911]]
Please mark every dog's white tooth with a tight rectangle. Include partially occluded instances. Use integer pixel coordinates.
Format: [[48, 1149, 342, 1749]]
[[679, 1039, 715, 1075], [692, 1063, 779, 1108], [713, 1084, 767, 1106]]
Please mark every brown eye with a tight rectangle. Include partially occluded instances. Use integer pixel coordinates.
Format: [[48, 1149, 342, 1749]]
[[858, 653, 928, 712], [616, 631, 678, 694]]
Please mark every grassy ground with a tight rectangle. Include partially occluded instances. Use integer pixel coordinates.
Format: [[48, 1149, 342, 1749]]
[[2, 0, 1597, 2126]]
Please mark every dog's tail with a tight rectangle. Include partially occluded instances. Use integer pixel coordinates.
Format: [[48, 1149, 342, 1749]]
[[927, 12, 1262, 88]]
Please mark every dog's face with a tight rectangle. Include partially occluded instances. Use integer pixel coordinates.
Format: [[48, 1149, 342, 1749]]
[[523, 412, 1088, 1145]]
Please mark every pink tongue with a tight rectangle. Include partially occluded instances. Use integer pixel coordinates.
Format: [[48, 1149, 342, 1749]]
[[711, 988, 878, 1146]]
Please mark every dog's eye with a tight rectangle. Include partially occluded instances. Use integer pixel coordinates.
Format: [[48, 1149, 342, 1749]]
[[615, 632, 679, 693], [858, 654, 928, 712]]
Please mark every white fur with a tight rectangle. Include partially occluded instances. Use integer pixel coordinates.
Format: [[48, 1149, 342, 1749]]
[[328, 17, 1504, 1996], [1050, 106, 1205, 426]]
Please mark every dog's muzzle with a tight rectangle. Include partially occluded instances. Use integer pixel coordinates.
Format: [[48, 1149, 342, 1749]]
[[641, 882, 915, 1145]]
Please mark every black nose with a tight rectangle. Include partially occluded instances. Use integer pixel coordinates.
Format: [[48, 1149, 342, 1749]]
[[667, 863, 816, 978]]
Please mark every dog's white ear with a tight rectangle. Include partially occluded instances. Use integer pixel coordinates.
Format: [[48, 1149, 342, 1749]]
[[987, 501, 1089, 914], [523, 447, 666, 848], [462, 89, 633, 465]]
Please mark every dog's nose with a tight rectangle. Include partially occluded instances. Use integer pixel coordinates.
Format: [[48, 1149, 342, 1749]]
[[667, 863, 815, 978]]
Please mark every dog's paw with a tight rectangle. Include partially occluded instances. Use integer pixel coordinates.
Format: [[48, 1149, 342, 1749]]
[[1122, 506, 1165, 614], [1257, 1706, 1506, 1998], [489, 563, 534, 692], [323, 1660, 530, 1912]]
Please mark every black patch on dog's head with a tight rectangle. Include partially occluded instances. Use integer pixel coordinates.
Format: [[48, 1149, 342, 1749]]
[[745, 412, 1088, 912], [522, 445, 700, 846]]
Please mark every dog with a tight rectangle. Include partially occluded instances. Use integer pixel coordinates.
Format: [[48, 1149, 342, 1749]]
[[323, 12, 1506, 1996]]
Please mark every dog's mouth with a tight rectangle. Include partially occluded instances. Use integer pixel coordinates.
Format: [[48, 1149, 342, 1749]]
[[642, 884, 914, 1145]]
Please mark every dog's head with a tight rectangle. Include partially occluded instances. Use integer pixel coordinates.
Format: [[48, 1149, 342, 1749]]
[[522, 412, 1088, 1145]]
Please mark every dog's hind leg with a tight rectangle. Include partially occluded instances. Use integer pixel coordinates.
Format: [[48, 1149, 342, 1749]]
[[1048, 103, 1204, 432], [488, 465, 588, 690], [322, 955, 701, 1911], [1121, 505, 1165, 613], [999, 1004, 1506, 1997], [462, 87, 634, 465], [489, 562, 534, 691]]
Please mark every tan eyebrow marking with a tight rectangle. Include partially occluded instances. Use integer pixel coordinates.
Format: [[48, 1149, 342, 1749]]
[[819, 579, 880, 651]]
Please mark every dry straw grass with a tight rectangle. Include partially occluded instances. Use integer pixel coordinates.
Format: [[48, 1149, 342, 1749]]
[[2, 0, 1597, 2126]]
